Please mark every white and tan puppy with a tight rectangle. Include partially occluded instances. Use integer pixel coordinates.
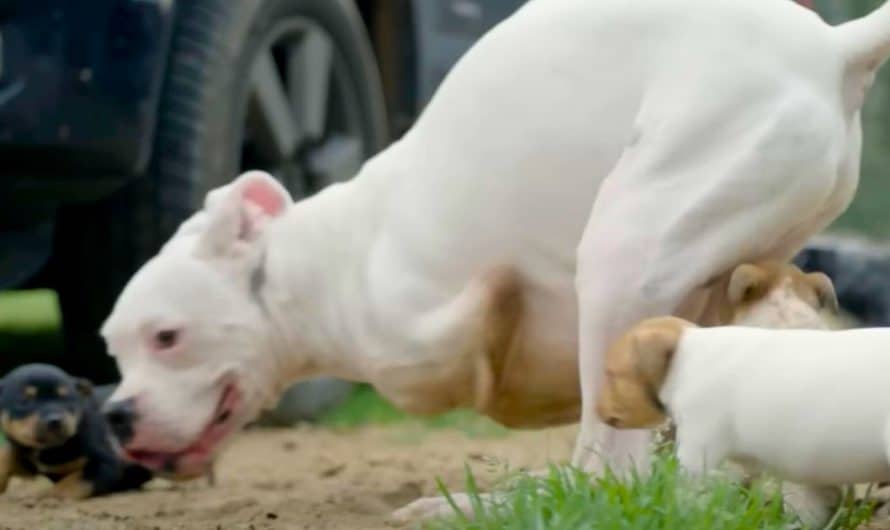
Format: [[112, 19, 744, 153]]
[[598, 318, 890, 527], [101, 0, 890, 519]]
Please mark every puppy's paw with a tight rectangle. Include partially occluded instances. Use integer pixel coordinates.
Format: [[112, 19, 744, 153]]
[[41, 472, 94, 501], [41, 484, 93, 501]]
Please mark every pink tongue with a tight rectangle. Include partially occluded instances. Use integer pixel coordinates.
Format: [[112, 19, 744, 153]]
[[176, 384, 240, 456], [127, 451, 172, 470], [125, 384, 241, 471]]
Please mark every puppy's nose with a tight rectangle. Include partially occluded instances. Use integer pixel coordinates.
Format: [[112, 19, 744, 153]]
[[44, 414, 65, 433], [104, 398, 137, 444]]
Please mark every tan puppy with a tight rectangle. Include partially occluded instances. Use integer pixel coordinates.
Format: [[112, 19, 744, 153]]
[[597, 260, 839, 430], [596, 317, 692, 430], [598, 305, 879, 527]]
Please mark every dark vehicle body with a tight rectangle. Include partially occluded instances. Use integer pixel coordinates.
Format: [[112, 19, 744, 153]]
[[0, 0, 529, 383], [0, 0, 525, 284]]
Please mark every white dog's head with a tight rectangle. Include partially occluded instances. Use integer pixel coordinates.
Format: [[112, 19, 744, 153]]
[[101, 171, 293, 478]]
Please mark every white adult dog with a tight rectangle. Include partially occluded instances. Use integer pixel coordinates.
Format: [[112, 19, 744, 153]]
[[598, 317, 890, 527], [101, 0, 890, 519]]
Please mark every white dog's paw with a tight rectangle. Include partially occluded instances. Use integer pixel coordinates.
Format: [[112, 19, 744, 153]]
[[782, 483, 840, 530], [391, 493, 483, 525]]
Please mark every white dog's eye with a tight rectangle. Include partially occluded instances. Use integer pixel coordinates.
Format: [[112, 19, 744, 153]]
[[154, 329, 180, 350]]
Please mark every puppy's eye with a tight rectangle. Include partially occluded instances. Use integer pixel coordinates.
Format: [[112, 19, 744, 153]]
[[153, 329, 180, 350]]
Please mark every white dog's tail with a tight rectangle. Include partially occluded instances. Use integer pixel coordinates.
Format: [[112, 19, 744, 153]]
[[837, 2, 890, 72]]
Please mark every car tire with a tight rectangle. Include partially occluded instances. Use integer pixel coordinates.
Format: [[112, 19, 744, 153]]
[[50, 0, 388, 426]]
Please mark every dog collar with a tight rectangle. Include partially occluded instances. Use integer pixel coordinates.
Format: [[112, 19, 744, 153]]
[[249, 250, 271, 317]]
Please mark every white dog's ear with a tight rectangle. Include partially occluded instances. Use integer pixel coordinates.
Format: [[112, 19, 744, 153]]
[[196, 171, 292, 258], [727, 263, 767, 306]]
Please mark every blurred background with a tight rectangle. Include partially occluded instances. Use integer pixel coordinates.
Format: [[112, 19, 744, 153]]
[[0, 0, 888, 424]]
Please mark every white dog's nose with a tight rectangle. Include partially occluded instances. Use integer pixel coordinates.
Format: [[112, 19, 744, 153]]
[[104, 398, 137, 445]]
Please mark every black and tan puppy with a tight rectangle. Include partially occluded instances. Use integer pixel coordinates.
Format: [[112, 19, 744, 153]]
[[0, 364, 152, 499]]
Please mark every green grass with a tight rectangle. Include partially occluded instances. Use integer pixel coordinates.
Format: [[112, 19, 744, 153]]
[[320, 384, 509, 439], [0, 290, 64, 372], [0, 290, 60, 333], [426, 453, 875, 530], [824, 0, 890, 240]]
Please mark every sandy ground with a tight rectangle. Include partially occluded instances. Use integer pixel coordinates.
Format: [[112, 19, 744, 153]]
[[0, 424, 579, 530], [3, 423, 890, 530]]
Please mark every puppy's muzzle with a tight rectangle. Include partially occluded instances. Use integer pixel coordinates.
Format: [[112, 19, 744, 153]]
[[35, 411, 77, 446], [41, 412, 68, 436], [45, 415, 64, 433]]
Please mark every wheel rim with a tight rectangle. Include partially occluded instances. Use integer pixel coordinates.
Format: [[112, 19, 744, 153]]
[[240, 17, 369, 197]]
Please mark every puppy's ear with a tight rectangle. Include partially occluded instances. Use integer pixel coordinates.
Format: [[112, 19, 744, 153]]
[[806, 272, 839, 314], [727, 264, 768, 306], [632, 322, 683, 387], [197, 171, 292, 259], [75, 379, 93, 398]]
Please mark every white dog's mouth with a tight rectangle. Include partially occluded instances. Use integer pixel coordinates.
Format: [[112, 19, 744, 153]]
[[124, 382, 241, 478]]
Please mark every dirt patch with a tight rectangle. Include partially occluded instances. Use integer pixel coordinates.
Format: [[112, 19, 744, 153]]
[[4, 424, 890, 530], [0, 425, 578, 530]]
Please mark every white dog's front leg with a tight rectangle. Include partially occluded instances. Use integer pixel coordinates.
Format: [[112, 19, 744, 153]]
[[573, 217, 702, 476], [573, 280, 676, 475]]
